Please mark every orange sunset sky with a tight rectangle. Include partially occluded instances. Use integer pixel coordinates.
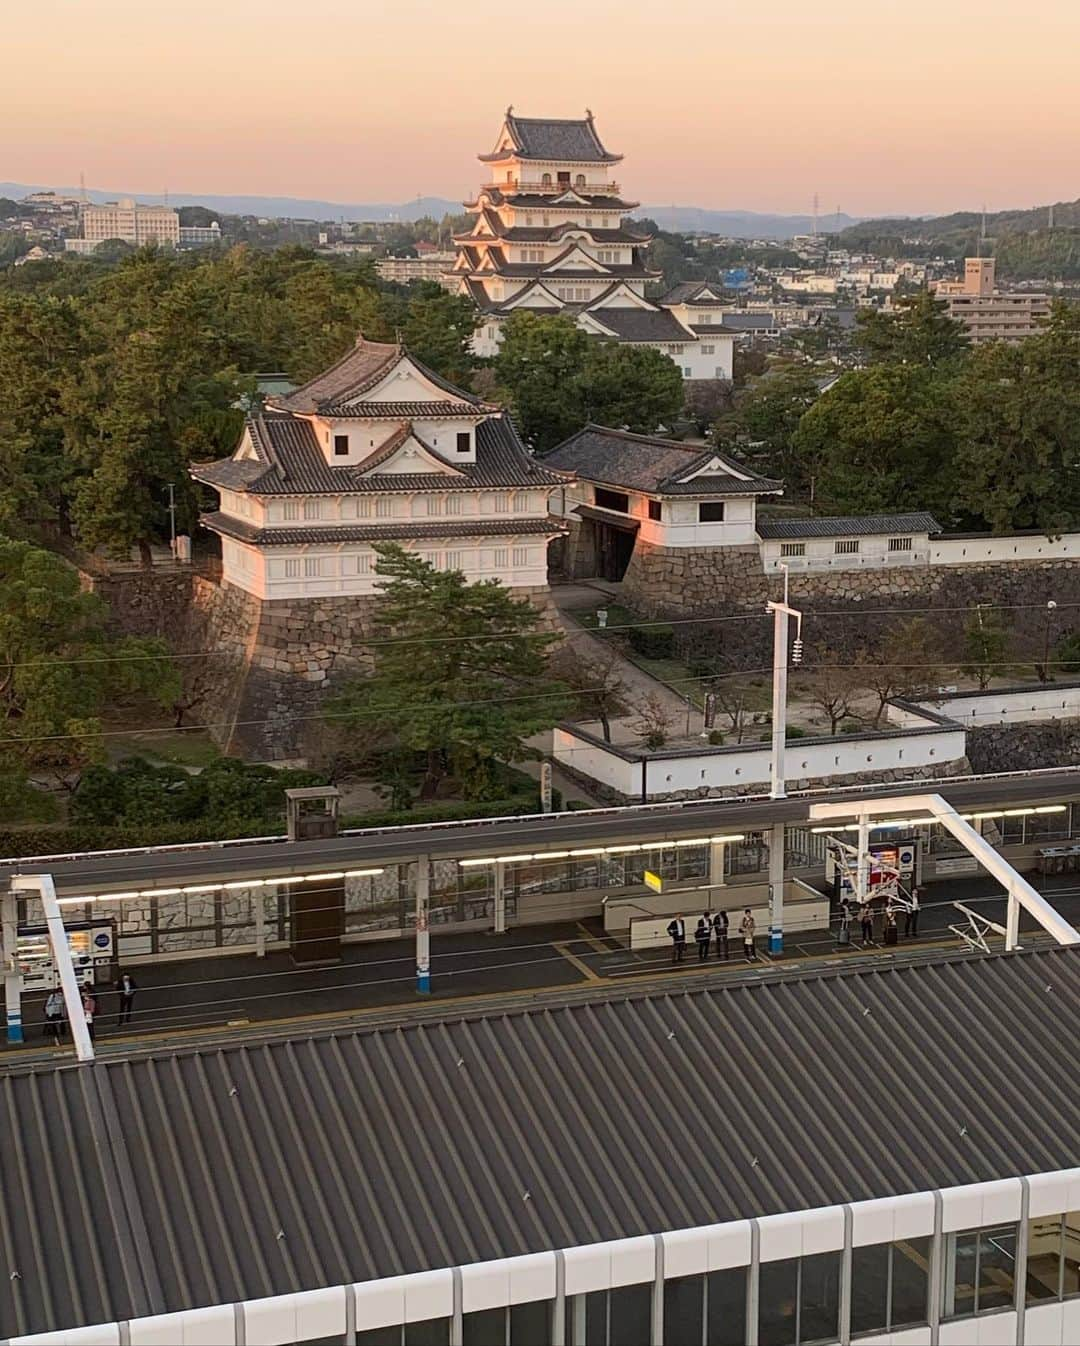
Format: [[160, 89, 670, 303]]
[[3, 0, 1078, 216]]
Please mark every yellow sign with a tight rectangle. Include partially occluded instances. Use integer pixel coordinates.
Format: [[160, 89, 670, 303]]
[[644, 870, 663, 893]]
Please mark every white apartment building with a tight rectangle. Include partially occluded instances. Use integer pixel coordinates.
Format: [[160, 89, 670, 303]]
[[68, 198, 180, 249]]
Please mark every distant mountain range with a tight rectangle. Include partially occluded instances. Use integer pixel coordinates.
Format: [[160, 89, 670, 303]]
[[0, 181, 861, 239], [838, 198, 1079, 244]]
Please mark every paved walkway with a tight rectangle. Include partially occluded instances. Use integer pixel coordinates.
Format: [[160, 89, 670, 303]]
[[6, 872, 1079, 1065]]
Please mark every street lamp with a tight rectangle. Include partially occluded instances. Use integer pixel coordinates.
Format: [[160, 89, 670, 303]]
[[765, 564, 803, 955]]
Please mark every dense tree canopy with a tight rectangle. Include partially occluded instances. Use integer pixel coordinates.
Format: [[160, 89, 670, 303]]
[[494, 312, 683, 451], [0, 245, 480, 558], [332, 545, 569, 801]]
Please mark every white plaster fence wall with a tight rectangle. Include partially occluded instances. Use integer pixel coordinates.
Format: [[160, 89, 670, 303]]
[[931, 533, 1080, 565], [553, 721, 967, 801], [889, 684, 1080, 730]]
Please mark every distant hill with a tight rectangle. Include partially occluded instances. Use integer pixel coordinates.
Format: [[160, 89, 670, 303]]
[[640, 206, 859, 238], [1, 181, 861, 238], [0, 183, 462, 223], [836, 198, 1080, 280]]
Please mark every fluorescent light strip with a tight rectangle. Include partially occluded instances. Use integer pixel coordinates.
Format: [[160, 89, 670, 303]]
[[458, 834, 745, 867], [810, 805, 1067, 835], [58, 867, 385, 907]]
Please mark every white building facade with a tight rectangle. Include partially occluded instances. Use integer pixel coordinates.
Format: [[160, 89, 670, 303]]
[[193, 336, 567, 598], [454, 111, 725, 380]]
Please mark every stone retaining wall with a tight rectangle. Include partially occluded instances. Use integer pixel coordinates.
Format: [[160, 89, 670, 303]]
[[966, 721, 1080, 775]]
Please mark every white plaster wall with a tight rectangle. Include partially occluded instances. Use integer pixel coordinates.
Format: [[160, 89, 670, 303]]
[[890, 685, 1080, 729], [760, 532, 932, 573], [553, 724, 966, 800], [259, 490, 550, 527], [932, 534, 1080, 565], [221, 537, 551, 599]]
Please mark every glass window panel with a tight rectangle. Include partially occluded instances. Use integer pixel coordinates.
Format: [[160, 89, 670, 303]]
[[799, 1251, 840, 1343], [851, 1242, 889, 1335], [356, 1329, 402, 1346], [890, 1235, 930, 1328], [1027, 1215, 1063, 1303], [1064, 1212, 1080, 1298], [585, 1290, 608, 1345], [405, 1318, 450, 1346], [510, 1299, 552, 1345], [946, 1231, 978, 1319], [707, 1267, 746, 1346], [608, 1284, 651, 1346], [759, 1258, 798, 1346], [663, 1274, 703, 1346], [978, 1225, 1017, 1311], [463, 1307, 506, 1346]]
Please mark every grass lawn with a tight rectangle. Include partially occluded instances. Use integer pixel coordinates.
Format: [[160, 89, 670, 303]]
[[106, 729, 221, 769]]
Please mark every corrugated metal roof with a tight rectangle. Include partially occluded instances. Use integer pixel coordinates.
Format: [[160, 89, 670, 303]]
[[756, 512, 942, 539], [4, 947, 1080, 1338]]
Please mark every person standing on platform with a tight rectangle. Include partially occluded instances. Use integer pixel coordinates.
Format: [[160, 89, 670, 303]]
[[44, 989, 64, 1043], [667, 914, 687, 963], [860, 902, 874, 947], [713, 909, 730, 959], [695, 914, 711, 961], [883, 904, 898, 946], [740, 908, 757, 961], [905, 887, 920, 938], [81, 988, 97, 1044], [116, 971, 138, 1027]]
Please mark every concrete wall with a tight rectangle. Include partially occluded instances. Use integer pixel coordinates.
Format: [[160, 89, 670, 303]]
[[553, 721, 968, 804]]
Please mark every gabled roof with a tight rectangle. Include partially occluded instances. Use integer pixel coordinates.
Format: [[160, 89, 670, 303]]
[[479, 111, 622, 164], [579, 307, 698, 343], [272, 336, 488, 414], [542, 425, 784, 496], [659, 281, 731, 308], [467, 188, 636, 212], [193, 414, 569, 496], [3, 946, 1078, 1338], [755, 513, 942, 539]]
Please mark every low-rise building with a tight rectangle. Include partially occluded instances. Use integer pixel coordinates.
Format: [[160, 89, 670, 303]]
[[179, 221, 222, 247], [935, 256, 1051, 343], [376, 250, 457, 283]]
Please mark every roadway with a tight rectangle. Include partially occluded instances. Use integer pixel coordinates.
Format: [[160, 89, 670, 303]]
[[6, 872, 1079, 1066], [3, 767, 1078, 897]]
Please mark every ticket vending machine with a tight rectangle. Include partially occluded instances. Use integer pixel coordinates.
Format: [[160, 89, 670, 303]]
[[17, 921, 117, 992]]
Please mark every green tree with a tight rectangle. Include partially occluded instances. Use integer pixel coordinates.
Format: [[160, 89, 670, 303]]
[[0, 539, 179, 814], [495, 312, 683, 451], [855, 289, 970, 368], [951, 304, 1080, 534], [400, 287, 478, 386], [718, 366, 821, 488], [960, 608, 1011, 690], [332, 544, 569, 800], [494, 312, 593, 450], [791, 364, 959, 517]]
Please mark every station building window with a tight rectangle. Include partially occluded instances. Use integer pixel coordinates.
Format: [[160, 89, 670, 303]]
[[565, 1284, 652, 1345], [942, 1223, 1017, 1319], [759, 1252, 840, 1346], [851, 1236, 930, 1336], [1026, 1209, 1080, 1303], [462, 1300, 553, 1345], [355, 1319, 450, 1346], [662, 1267, 746, 1346]]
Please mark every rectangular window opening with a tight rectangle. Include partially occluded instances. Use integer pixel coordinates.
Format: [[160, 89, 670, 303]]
[[698, 501, 726, 523]]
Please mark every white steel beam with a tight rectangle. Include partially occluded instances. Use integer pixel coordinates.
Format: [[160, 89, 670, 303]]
[[11, 873, 95, 1061], [809, 794, 1079, 949]]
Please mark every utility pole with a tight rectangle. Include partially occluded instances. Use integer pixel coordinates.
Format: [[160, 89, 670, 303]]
[[766, 565, 803, 955], [166, 483, 177, 554], [415, 855, 431, 993]]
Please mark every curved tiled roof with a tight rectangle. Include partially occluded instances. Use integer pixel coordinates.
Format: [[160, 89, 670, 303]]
[[467, 189, 637, 212], [201, 515, 562, 545], [192, 413, 570, 496], [582, 308, 698, 343], [756, 513, 941, 539], [479, 112, 622, 164], [542, 425, 783, 496]]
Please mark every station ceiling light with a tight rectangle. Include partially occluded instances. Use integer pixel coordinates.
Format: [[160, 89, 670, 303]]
[[809, 805, 1066, 835], [458, 835, 746, 867], [59, 867, 385, 907]]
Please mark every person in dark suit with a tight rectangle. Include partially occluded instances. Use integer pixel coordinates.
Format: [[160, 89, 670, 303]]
[[116, 972, 138, 1027], [695, 914, 711, 961], [667, 915, 687, 963], [713, 909, 730, 959]]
